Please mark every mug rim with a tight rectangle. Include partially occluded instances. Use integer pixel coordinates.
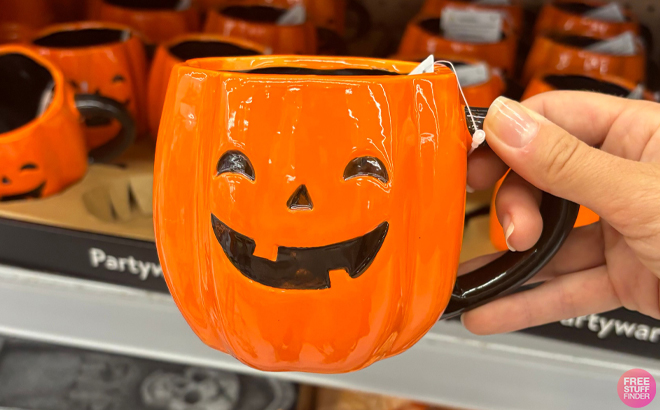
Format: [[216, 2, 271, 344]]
[[31, 21, 138, 50], [0, 46, 65, 142], [214, 4, 310, 28], [163, 33, 268, 61], [551, 1, 635, 23], [542, 31, 643, 55], [181, 55, 454, 81], [101, 0, 191, 12]]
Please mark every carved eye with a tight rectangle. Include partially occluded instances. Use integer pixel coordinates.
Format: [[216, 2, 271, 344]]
[[21, 163, 37, 171], [112, 74, 126, 83], [343, 156, 389, 184], [216, 150, 255, 181]]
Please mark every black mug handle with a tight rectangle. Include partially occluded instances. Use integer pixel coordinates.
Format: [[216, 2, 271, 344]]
[[74, 94, 136, 163], [441, 107, 581, 320]]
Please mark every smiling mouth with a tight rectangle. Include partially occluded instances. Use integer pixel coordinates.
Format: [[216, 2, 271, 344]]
[[1, 182, 46, 202], [211, 214, 388, 290]]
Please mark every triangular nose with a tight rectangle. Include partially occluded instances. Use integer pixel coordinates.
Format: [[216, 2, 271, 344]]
[[287, 185, 313, 210]]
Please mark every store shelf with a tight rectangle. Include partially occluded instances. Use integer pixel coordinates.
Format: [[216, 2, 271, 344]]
[[0, 264, 657, 410]]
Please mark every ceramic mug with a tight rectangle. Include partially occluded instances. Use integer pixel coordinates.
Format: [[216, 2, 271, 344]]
[[153, 55, 579, 373], [522, 33, 646, 85], [420, 0, 523, 35], [204, 4, 317, 54], [147, 34, 265, 138], [87, 0, 201, 46], [398, 15, 518, 75], [534, 1, 639, 39], [31, 22, 148, 152], [391, 53, 505, 107], [0, 46, 134, 201]]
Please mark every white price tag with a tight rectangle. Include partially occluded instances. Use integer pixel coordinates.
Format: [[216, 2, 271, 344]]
[[586, 31, 637, 55], [441, 7, 503, 43], [454, 62, 490, 86], [408, 55, 435, 75], [175, 0, 192, 11], [583, 3, 626, 22], [277, 4, 306, 26], [627, 84, 645, 100]]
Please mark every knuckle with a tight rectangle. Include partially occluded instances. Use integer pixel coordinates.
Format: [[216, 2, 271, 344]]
[[541, 131, 582, 186]]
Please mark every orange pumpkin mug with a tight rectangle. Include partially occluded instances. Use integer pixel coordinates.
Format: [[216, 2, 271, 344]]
[[153, 55, 579, 373], [534, 1, 639, 39], [148, 34, 265, 138], [398, 15, 518, 74], [204, 4, 317, 54], [522, 32, 646, 85], [0, 46, 135, 202], [31, 22, 147, 154], [88, 0, 201, 46]]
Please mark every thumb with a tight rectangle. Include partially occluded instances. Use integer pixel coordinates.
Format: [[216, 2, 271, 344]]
[[483, 96, 650, 230]]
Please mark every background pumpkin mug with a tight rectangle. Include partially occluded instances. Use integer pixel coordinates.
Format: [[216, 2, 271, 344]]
[[0, 46, 134, 201], [147, 33, 265, 138], [153, 56, 579, 373], [31, 22, 146, 158], [204, 4, 317, 54]]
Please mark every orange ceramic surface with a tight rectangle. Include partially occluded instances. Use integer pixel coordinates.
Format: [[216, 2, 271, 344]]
[[204, 5, 318, 54], [0, 23, 33, 45], [398, 16, 518, 74], [88, 0, 201, 45], [0, 46, 87, 200], [392, 53, 504, 107], [147, 34, 265, 138], [521, 33, 646, 85], [31, 22, 148, 148], [195, 0, 346, 34], [534, 1, 639, 39], [420, 0, 523, 33], [522, 70, 654, 101], [489, 176, 598, 251], [0, 0, 57, 29], [154, 56, 470, 373]]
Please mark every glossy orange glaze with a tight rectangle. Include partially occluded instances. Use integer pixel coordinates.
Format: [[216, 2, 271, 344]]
[[154, 56, 471, 373], [391, 53, 504, 107], [0, 0, 57, 29], [0, 22, 33, 45], [147, 34, 266, 138], [31, 22, 148, 148], [521, 33, 646, 85], [420, 0, 523, 34], [88, 0, 201, 45], [489, 176, 598, 251], [398, 16, 518, 74], [204, 5, 317, 54], [534, 1, 639, 39], [0, 46, 87, 200], [522, 70, 655, 101], [195, 0, 346, 34]]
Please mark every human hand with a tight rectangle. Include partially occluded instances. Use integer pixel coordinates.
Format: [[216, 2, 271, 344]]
[[461, 92, 660, 335]]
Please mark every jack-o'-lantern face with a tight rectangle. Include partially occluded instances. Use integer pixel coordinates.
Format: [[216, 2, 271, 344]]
[[0, 48, 88, 201], [211, 150, 389, 290], [154, 57, 471, 373], [31, 22, 148, 149], [0, 161, 46, 201]]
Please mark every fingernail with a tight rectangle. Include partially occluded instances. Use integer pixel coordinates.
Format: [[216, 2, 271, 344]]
[[466, 183, 475, 193], [504, 221, 516, 252], [487, 97, 540, 148], [460, 314, 466, 327]]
